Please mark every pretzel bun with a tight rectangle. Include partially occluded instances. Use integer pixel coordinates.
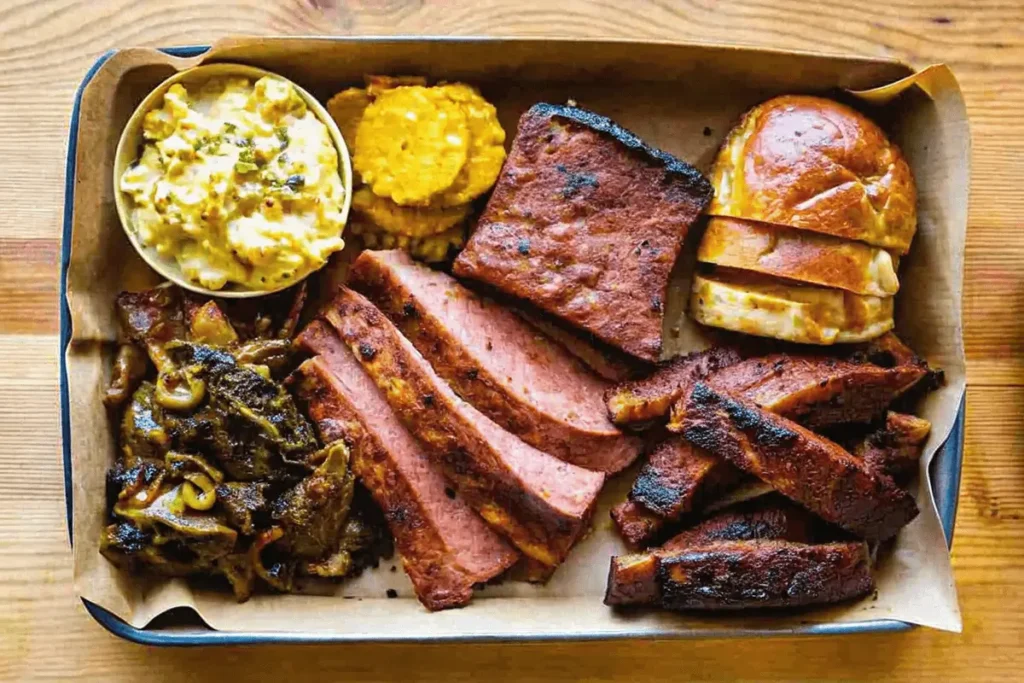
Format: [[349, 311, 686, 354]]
[[708, 95, 916, 254]]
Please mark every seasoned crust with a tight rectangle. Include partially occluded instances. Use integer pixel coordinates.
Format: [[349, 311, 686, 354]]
[[606, 346, 743, 426], [708, 95, 917, 254], [675, 382, 919, 541], [853, 411, 931, 483], [698, 216, 900, 297], [630, 436, 743, 523], [454, 103, 712, 362], [350, 249, 641, 473], [661, 495, 822, 551], [291, 350, 518, 611], [610, 500, 669, 549], [321, 287, 605, 568], [671, 352, 927, 430], [605, 540, 873, 609]]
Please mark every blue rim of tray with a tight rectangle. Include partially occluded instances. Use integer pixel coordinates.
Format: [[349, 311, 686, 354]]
[[60, 42, 965, 647]]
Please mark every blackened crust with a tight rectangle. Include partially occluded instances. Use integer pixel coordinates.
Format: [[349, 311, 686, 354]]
[[528, 103, 713, 197], [677, 383, 919, 541], [656, 541, 874, 610], [629, 436, 743, 522]]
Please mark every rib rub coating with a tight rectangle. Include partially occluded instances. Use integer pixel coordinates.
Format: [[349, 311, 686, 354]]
[[605, 540, 873, 609], [669, 353, 926, 431], [606, 347, 743, 426], [610, 500, 669, 549], [661, 495, 821, 551], [454, 103, 713, 362], [676, 382, 919, 541], [322, 287, 605, 568], [606, 497, 823, 605], [853, 412, 931, 483], [350, 249, 641, 473]]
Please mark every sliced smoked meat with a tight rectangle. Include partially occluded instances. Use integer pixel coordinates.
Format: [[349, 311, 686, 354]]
[[321, 287, 605, 569], [292, 323, 518, 610], [454, 103, 712, 362], [349, 249, 641, 473], [674, 382, 919, 541]]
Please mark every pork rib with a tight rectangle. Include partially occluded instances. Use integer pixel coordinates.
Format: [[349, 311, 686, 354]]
[[605, 540, 873, 609], [349, 249, 641, 473], [321, 287, 605, 569], [674, 382, 919, 541], [605, 347, 743, 427], [670, 353, 926, 431]]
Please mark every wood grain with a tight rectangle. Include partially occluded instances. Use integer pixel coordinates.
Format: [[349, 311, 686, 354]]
[[0, 0, 1021, 680]]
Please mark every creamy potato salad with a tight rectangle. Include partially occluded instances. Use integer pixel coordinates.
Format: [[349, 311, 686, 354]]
[[120, 76, 346, 290]]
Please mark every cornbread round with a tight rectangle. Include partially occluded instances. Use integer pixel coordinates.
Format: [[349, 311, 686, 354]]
[[698, 216, 899, 297], [435, 84, 507, 207], [354, 86, 469, 206], [326, 87, 372, 155], [708, 95, 917, 254], [350, 187, 470, 238], [690, 271, 894, 345]]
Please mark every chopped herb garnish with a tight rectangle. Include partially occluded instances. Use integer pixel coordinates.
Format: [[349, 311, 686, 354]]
[[224, 122, 237, 133], [238, 147, 255, 164], [275, 126, 290, 150]]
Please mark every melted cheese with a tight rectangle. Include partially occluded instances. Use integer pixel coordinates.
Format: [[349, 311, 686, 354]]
[[120, 76, 346, 291]]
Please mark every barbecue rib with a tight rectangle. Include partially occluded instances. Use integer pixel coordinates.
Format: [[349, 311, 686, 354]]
[[453, 103, 712, 362], [606, 496, 824, 605], [610, 436, 744, 547], [853, 412, 931, 483], [660, 494, 822, 550], [349, 249, 642, 473], [605, 540, 873, 609], [675, 382, 919, 541], [321, 287, 605, 569], [668, 353, 926, 431], [606, 347, 743, 427], [610, 500, 670, 549], [291, 323, 519, 611]]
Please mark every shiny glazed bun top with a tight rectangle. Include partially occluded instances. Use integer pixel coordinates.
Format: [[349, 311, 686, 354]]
[[709, 95, 917, 254]]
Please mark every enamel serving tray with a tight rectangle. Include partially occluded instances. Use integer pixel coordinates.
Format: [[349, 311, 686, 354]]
[[60, 43, 964, 647]]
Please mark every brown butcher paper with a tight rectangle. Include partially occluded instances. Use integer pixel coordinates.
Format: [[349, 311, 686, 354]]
[[66, 37, 967, 636]]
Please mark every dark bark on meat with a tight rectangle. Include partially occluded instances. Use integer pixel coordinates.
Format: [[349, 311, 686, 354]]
[[674, 383, 919, 541], [350, 249, 641, 473], [606, 347, 743, 426], [454, 103, 712, 362], [320, 288, 604, 569], [605, 540, 873, 610]]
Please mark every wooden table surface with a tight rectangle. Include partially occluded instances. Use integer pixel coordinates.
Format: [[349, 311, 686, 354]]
[[2, 0, 1022, 680]]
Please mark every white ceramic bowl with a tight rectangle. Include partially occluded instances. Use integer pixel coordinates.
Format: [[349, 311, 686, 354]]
[[113, 63, 353, 298]]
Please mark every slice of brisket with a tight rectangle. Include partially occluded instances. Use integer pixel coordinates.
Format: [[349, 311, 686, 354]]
[[321, 287, 605, 569], [453, 103, 712, 362], [292, 323, 518, 610], [350, 249, 641, 473]]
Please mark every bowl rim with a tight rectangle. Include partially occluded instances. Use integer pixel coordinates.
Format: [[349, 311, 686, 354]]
[[112, 62, 353, 299]]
